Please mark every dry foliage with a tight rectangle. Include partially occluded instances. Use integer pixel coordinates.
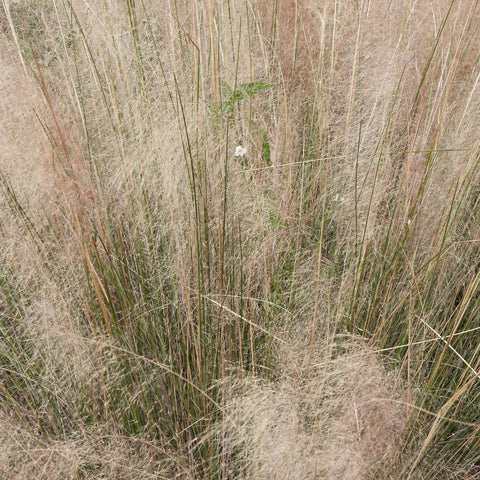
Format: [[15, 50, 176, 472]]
[[1, 0, 480, 478], [218, 342, 408, 480]]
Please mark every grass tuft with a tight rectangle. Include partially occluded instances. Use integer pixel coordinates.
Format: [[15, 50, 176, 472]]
[[2, 0, 480, 478]]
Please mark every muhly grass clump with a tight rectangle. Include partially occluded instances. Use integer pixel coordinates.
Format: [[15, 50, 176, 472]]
[[216, 339, 408, 480], [2, 0, 480, 478]]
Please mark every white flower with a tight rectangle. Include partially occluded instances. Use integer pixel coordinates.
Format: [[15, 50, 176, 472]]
[[235, 145, 246, 157], [407, 219, 412, 226], [334, 194, 346, 202]]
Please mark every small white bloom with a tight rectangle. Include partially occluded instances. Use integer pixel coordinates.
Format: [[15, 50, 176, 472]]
[[334, 194, 346, 202], [235, 145, 246, 157], [407, 219, 412, 226]]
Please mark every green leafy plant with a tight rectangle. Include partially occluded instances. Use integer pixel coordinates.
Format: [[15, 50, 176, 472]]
[[219, 80, 279, 115]]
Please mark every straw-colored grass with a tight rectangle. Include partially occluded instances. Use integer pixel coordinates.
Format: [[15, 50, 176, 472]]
[[2, 0, 480, 478]]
